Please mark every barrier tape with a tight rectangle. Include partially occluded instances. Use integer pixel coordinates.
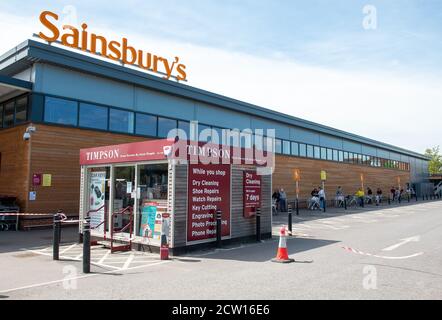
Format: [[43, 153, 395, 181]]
[[0, 213, 55, 217]]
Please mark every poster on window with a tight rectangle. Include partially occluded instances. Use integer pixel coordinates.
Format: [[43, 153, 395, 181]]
[[89, 172, 106, 233]]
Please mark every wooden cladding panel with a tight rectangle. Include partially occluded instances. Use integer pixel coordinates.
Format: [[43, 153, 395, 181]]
[[0, 126, 29, 210], [28, 124, 147, 214], [273, 155, 411, 201]]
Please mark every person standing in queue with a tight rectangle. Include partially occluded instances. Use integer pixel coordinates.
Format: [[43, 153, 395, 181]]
[[318, 186, 326, 212], [279, 188, 288, 213]]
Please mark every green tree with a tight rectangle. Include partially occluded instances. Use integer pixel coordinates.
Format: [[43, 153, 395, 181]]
[[425, 146, 442, 174]]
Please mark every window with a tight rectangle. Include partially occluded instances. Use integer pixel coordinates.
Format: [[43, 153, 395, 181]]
[[307, 145, 314, 158], [343, 152, 349, 163], [338, 151, 344, 162], [15, 96, 28, 124], [158, 117, 177, 138], [357, 154, 363, 164], [0, 104, 3, 128], [333, 150, 339, 161], [275, 139, 282, 154], [178, 121, 190, 139], [44, 97, 78, 126], [254, 135, 264, 151], [136, 113, 157, 137], [314, 146, 320, 159], [327, 149, 333, 161], [79, 103, 108, 130], [291, 142, 299, 156], [299, 144, 307, 157], [320, 147, 327, 160], [283, 140, 290, 155], [3, 101, 15, 128], [109, 109, 134, 134], [212, 127, 224, 144]]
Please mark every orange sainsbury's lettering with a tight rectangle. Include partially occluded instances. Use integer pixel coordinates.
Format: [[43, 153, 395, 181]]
[[37, 10, 187, 81]]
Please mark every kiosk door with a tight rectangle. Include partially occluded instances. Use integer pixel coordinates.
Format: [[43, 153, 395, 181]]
[[113, 166, 136, 236]]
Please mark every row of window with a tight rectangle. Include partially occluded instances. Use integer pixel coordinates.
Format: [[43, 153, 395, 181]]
[[275, 139, 410, 171], [41, 96, 410, 171], [0, 95, 28, 129]]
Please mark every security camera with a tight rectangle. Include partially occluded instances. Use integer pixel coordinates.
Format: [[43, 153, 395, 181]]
[[23, 126, 37, 141], [23, 132, 31, 141]]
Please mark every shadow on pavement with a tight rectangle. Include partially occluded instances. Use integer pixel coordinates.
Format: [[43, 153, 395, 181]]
[[187, 237, 339, 263], [0, 227, 78, 254]]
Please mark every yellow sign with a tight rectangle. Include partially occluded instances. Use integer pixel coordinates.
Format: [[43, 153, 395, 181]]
[[43, 174, 52, 187], [321, 171, 327, 181], [38, 11, 187, 81], [293, 169, 301, 182]]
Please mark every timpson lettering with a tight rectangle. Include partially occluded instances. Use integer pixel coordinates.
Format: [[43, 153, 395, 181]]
[[86, 149, 120, 161], [187, 145, 231, 160], [38, 10, 187, 81]]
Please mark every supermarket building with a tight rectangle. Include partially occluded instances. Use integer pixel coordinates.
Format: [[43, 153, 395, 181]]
[[0, 39, 430, 229]]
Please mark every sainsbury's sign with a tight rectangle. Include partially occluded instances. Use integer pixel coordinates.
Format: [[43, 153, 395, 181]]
[[38, 10, 187, 81]]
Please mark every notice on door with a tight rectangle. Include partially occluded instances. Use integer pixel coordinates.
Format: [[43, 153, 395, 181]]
[[243, 171, 261, 218], [187, 164, 231, 243]]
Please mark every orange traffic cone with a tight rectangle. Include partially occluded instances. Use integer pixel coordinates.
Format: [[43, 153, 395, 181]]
[[272, 226, 295, 263]]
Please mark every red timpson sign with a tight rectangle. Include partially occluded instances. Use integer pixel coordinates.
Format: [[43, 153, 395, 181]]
[[80, 139, 273, 166], [187, 164, 231, 243]]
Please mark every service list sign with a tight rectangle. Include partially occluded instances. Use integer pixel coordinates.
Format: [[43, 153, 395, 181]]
[[187, 164, 231, 243], [243, 171, 262, 218]]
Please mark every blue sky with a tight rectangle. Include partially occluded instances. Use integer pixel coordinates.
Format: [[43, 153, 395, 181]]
[[0, 0, 441, 153], [2, 0, 441, 73]]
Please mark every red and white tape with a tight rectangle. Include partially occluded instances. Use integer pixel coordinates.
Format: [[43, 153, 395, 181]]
[[0, 213, 55, 217]]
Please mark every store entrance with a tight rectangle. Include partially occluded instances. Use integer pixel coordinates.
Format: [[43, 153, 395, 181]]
[[113, 166, 136, 237]]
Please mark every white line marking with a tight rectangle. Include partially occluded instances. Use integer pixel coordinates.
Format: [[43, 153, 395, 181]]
[[98, 250, 111, 264], [122, 253, 135, 270], [60, 244, 79, 254], [0, 260, 170, 295], [382, 236, 420, 252]]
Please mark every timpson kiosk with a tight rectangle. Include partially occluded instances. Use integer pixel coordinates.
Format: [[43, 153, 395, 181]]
[[79, 139, 273, 254]]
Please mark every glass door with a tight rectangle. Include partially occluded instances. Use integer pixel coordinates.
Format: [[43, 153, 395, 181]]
[[113, 166, 136, 236]]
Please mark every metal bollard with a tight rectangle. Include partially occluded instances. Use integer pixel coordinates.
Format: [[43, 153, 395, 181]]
[[83, 216, 91, 274], [296, 198, 299, 216], [323, 199, 327, 212], [53, 214, 61, 260], [288, 205, 293, 235], [256, 207, 262, 242], [216, 210, 222, 248], [388, 197, 391, 205], [408, 195, 410, 203], [344, 197, 347, 210]]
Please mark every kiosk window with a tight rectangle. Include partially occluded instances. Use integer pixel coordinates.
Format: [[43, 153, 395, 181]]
[[44, 97, 78, 126], [110, 109, 134, 134], [80, 103, 108, 130], [136, 113, 157, 137], [138, 164, 168, 201]]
